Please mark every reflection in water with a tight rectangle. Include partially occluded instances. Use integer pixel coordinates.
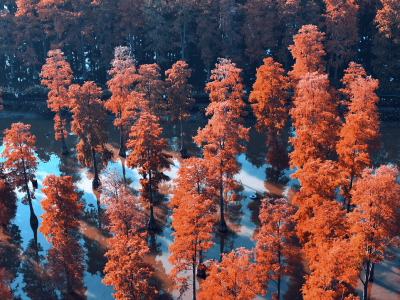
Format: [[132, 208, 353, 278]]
[[0, 118, 400, 299], [20, 239, 58, 300], [147, 232, 174, 300]]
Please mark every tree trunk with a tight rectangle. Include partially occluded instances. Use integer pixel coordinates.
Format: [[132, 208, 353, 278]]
[[92, 148, 100, 189], [219, 185, 227, 232], [23, 162, 38, 232], [363, 260, 371, 300], [80, 31, 87, 80], [193, 242, 196, 300], [147, 170, 156, 230], [369, 262, 375, 282], [180, 115, 187, 158], [197, 249, 206, 278], [119, 125, 126, 157]]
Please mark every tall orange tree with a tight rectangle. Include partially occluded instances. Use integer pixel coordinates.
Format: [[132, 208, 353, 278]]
[[39, 175, 85, 295], [1, 123, 38, 231], [100, 169, 157, 299], [197, 248, 261, 300], [205, 58, 246, 119], [288, 25, 326, 84], [253, 198, 300, 300], [69, 81, 113, 189], [126, 111, 172, 230], [106, 46, 140, 157], [165, 60, 194, 158], [194, 101, 249, 232], [249, 57, 289, 171], [337, 64, 380, 212], [168, 158, 214, 299], [40, 49, 73, 155], [289, 72, 340, 169], [135, 63, 166, 118], [348, 165, 400, 300]]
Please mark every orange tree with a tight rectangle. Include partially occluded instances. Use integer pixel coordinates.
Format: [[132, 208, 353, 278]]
[[135, 63, 166, 118], [1, 123, 38, 230], [205, 58, 246, 119], [126, 111, 172, 230], [39, 175, 85, 295], [194, 101, 249, 232], [105, 46, 140, 157], [288, 25, 326, 84], [253, 198, 300, 300], [165, 60, 194, 158], [349, 165, 400, 300], [40, 49, 73, 155], [0, 265, 13, 300], [289, 72, 340, 169], [100, 168, 156, 299], [197, 248, 261, 300], [168, 158, 214, 299], [337, 64, 380, 212], [69, 81, 112, 189]]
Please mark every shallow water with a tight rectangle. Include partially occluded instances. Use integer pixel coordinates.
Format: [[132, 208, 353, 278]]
[[0, 117, 399, 300]]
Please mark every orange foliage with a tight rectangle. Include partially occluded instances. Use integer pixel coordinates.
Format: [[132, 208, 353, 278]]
[[1, 122, 38, 205], [253, 198, 300, 299], [69, 81, 112, 187], [39, 175, 85, 294], [302, 238, 360, 300], [205, 58, 246, 119], [340, 62, 367, 97], [337, 66, 380, 211], [249, 57, 289, 136], [40, 49, 73, 145], [126, 111, 172, 229], [348, 165, 400, 300], [289, 72, 340, 169], [197, 248, 260, 300], [288, 25, 326, 83], [0, 267, 13, 300], [100, 169, 156, 299], [168, 158, 214, 299], [135, 63, 166, 117], [165, 60, 194, 123], [194, 101, 249, 231]]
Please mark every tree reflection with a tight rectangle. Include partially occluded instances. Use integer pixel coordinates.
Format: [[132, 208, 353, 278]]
[[147, 232, 174, 300], [21, 239, 58, 300]]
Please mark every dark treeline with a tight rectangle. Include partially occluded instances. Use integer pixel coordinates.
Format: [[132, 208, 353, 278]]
[[0, 0, 399, 93]]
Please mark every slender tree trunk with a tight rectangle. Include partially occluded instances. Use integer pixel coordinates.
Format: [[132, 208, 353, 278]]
[[23, 161, 38, 232], [180, 113, 187, 158], [148, 170, 156, 230], [219, 185, 227, 232], [60, 110, 68, 155], [197, 249, 206, 278], [363, 260, 371, 300], [80, 30, 87, 80], [119, 124, 126, 157], [369, 262, 375, 282], [92, 148, 100, 189], [193, 242, 196, 300]]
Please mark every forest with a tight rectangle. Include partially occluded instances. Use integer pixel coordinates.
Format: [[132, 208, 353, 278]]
[[1, 0, 400, 300]]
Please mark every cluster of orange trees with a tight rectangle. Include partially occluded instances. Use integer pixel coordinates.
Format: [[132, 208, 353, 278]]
[[1, 22, 400, 300]]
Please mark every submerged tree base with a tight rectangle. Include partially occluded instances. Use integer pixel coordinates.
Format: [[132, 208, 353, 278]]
[[92, 178, 101, 190], [61, 147, 68, 155], [180, 148, 187, 158], [147, 216, 156, 230], [118, 147, 126, 158], [219, 221, 227, 233]]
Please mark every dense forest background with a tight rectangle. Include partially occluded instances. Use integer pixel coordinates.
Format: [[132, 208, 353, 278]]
[[0, 0, 399, 94]]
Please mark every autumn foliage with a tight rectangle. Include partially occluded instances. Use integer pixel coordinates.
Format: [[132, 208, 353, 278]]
[[39, 175, 85, 294], [198, 248, 260, 300], [101, 169, 156, 299], [40, 49, 73, 154], [169, 158, 214, 299], [253, 198, 300, 299], [126, 111, 172, 229]]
